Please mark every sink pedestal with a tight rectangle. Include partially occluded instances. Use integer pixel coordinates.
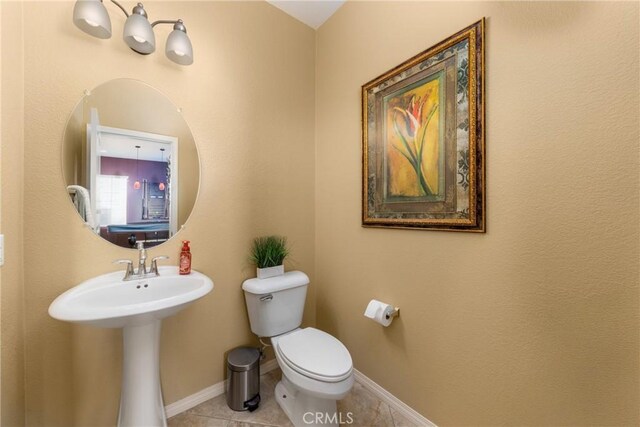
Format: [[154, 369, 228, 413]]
[[118, 320, 166, 427], [48, 267, 213, 426]]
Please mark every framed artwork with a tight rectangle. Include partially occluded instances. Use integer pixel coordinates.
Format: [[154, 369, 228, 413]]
[[362, 19, 485, 232]]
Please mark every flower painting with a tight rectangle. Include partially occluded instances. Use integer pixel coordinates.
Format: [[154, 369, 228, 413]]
[[386, 75, 442, 199], [362, 19, 485, 231]]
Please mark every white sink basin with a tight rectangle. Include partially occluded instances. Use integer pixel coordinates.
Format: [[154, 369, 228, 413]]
[[49, 266, 213, 427], [49, 266, 213, 328]]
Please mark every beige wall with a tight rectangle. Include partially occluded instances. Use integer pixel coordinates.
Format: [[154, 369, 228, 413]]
[[3, 1, 315, 425], [316, 2, 639, 426], [1, 1, 26, 425]]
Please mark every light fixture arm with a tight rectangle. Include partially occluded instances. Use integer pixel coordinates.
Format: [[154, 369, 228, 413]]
[[108, 0, 129, 18], [152, 19, 187, 34]]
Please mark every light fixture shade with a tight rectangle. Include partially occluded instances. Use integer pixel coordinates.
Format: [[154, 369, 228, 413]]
[[73, 0, 111, 39], [123, 14, 155, 54], [166, 29, 193, 65]]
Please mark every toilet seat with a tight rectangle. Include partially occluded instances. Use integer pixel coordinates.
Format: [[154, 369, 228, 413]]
[[275, 328, 352, 383]]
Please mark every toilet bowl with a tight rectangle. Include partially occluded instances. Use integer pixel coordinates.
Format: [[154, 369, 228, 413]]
[[242, 271, 354, 427], [272, 328, 354, 427]]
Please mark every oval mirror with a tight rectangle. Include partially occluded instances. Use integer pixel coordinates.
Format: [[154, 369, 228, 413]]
[[62, 79, 200, 249]]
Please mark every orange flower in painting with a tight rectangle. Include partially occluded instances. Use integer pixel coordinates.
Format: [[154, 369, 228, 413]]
[[394, 95, 426, 138]]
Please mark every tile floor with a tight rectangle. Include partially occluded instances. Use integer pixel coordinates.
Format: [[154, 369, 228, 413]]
[[168, 368, 419, 427]]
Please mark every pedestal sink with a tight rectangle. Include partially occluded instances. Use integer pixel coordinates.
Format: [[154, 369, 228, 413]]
[[49, 266, 213, 427]]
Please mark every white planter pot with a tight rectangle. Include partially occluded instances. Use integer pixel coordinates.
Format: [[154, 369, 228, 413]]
[[257, 265, 284, 279]]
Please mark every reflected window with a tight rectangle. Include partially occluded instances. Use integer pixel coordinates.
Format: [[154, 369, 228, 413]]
[[97, 175, 128, 226]]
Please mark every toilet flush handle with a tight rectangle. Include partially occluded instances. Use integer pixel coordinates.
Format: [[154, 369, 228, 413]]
[[259, 294, 273, 302]]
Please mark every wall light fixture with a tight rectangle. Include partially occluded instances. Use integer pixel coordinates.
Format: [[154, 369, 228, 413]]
[[73, 0, 194, 65]]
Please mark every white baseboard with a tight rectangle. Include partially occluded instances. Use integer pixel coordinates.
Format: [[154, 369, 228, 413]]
[[164, 359, 279, 418], [165, 360, 435, 427], [353, 368, 436, 427]]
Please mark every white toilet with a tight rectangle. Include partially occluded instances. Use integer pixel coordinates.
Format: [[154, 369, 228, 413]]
[[242, 271, 354, 427]]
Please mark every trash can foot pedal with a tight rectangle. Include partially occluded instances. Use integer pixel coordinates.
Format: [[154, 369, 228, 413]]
[[244, 393, 260, 412]]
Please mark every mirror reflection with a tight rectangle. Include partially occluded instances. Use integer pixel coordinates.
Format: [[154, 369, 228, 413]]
[[62, 79, 199, 249]]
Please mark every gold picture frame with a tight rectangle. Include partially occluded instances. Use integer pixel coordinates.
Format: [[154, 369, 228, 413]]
[[362, 19, 485, 232]]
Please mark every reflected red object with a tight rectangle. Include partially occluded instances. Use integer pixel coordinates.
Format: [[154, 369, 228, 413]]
[[159, 182, 165, 191], [133, 181, 141, 190]]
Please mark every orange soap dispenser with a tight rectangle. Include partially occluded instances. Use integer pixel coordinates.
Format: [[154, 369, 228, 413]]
[[179, 240, 192, 275]]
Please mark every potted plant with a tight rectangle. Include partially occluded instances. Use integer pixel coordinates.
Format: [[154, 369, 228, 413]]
[[250, 235, 289, 279]]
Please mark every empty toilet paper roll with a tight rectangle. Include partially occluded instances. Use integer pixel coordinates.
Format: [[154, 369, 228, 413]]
[[364, 299, 397, 327]]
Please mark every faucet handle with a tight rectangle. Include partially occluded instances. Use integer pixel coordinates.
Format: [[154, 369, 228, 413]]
[[150, 256, 169, 275], [113, 259, 134, 280]]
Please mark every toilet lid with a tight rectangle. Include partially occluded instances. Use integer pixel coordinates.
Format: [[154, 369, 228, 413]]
[[276, 328, 352, 382]]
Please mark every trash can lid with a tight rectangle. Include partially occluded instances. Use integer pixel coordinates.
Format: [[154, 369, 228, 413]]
[[228, 347, 260, 372]]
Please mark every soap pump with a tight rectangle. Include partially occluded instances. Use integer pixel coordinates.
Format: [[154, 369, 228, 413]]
[[179, 240, 192, 275]]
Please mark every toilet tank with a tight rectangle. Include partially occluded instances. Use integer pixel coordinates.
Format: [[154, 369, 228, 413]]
[[242, 271, 309, 337]]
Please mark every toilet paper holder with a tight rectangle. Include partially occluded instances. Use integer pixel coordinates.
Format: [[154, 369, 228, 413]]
[[385, 307, 400, 320]]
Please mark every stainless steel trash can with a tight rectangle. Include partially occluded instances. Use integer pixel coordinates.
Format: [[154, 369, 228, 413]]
[[226, 347, 261, 412]]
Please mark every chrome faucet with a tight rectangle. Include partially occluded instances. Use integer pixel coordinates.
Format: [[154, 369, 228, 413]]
[[113, 242, 169, 281], [136, 242, 147, 275]]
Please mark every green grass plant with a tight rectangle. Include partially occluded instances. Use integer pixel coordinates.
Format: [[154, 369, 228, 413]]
[[250, 236, 289, 268]]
